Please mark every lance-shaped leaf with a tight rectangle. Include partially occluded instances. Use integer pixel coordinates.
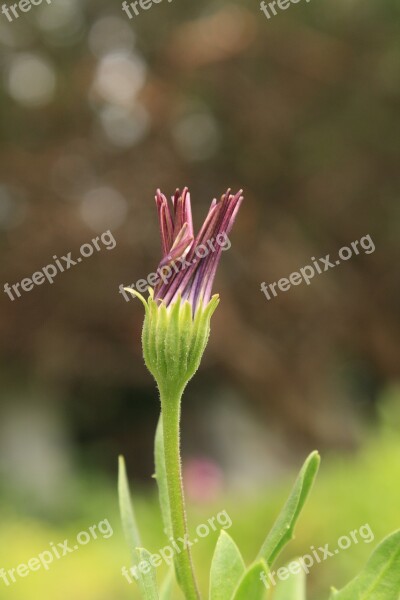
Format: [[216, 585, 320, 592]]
[[330, 529, 400, 600], [257, 451, 320, 567], [159, 568, 175, 600], [209, 530, 246, 600], [119, 455, 141, 550], [136, 548, 159, 599], [154, 416, 172, 539], [232, 560, 269, 600], [118, 456, 159, 600], [274, 560, 306, 600]]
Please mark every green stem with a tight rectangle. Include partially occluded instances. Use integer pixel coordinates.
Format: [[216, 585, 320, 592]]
[[160, 385, 201, 600]]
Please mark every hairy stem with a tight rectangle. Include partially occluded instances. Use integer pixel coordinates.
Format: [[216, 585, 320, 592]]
[[160, 385, 200, 600]]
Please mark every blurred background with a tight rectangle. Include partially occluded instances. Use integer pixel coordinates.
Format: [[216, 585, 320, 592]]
[[0, 0, 399, 598]]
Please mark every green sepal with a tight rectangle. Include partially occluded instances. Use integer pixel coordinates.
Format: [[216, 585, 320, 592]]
[[126, 287, 219, 396]]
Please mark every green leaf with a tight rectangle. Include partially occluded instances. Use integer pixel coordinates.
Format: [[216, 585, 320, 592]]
[[160, 567, 175, 600], [118, 456, 159, 600], [118, 455, 142, 553], [330, 529, 400, 600], [135, 548, 159, 599], [209, 530, 246, 600], [159, 568, 175, 600], [154, 416, 173, 539], [232, 560, 269, 600], [273, 560, 306, 600], [258, 451, 320, 567]]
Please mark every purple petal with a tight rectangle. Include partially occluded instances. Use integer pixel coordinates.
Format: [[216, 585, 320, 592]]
[[153, 188, 243, 313], [155, 189, 174, 256]]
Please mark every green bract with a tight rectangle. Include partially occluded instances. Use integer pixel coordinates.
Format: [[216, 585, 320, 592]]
[[125, 287, 220, 397]]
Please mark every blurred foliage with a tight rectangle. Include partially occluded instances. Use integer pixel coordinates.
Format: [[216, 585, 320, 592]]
[[1, 388, 399, 599]]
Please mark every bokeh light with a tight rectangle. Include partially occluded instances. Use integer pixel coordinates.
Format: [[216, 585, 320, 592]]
[[35, 0, 84, 45], [172, 111, 220, 161], [91, 51, 146, 108], [88, 16, 135, 58], [79, 186, 128, 231], [99, 103, 150, 148], [0, 184, 28, 229], [6, 53, 56, 107]]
